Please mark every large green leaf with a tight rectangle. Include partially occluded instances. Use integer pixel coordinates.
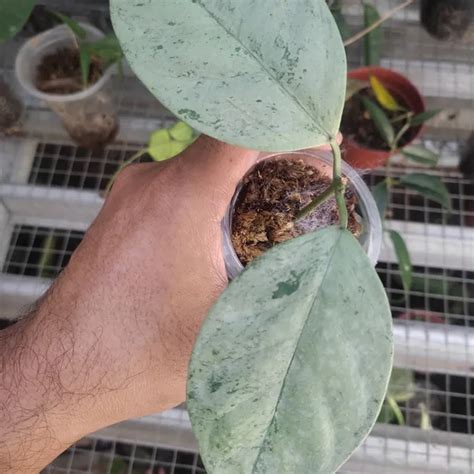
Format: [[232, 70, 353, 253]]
[[111, 0, 346, 151], [52, 11, 87, 40], [0, 0, 35, 43], [399, 173, 452, 210], [188, 227, 393, 473]]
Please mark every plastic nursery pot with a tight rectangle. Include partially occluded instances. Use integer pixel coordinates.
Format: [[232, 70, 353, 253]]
[[15, 24, 119, 150], [343, 67, 425, 170], [0, 77, 24, 134], [222, 150, 383, 280]]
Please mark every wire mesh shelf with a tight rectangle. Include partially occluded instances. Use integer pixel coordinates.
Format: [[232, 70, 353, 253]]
[[42, 438, 205, 474], [379, 262, 474, 328], [28, 142, 152, 192], [0, 0, 473, 472], [2, 224, 84, 278]]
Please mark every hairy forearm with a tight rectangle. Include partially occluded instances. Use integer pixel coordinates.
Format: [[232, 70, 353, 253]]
[[0, 274, 177, 473], [0, 315, 63, 472], [0, 290, 112, 472]]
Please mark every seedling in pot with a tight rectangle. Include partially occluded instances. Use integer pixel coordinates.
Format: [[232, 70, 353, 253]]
[[344, 75, 451, 294], [361, 76, 451, 292], [14, 9, 123, 149], [1, 3, 123, 92], [39, 12, 124, 93], [112, 1, 393, 472]]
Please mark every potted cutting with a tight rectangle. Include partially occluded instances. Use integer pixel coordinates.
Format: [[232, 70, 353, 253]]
[[112, 1, 394, 473], [222, 149, 382, 279], [14, 12, 123, 149], [342, 70, 451, 295]]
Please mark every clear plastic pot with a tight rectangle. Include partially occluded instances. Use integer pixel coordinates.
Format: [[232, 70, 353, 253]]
[[222, 150, 382, 280], [15, 24, 119, 149]]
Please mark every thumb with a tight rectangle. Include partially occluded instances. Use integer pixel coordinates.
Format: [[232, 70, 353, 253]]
[[177, 134, 259, 200]]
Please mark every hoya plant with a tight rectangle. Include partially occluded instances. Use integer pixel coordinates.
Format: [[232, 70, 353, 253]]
[[112, 0, 393, 472]]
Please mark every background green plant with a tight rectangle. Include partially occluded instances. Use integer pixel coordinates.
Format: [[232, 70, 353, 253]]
[[347, 74, 451, 295], [52, 12, 123, 88], [105, 121, 197, 194], [0, 3, 123, 89], [0, 0, 35, 43]]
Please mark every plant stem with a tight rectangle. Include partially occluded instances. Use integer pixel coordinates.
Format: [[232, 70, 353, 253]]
[[104, 148, 147, 195], [295, 182, 337, 221], [292, 140, 347, 229], [331, 139, 348, 229], [344, 0, 415, 47], [390, 111, 414, 124], [391, 121, 411, 152], [387, 396, 405, 426]]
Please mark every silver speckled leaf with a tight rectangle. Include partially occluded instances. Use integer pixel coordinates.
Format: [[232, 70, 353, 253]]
[[187, 227, 393, 473], [111, 0, 346, 151]]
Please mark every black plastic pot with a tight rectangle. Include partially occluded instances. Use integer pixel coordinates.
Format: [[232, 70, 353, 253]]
[[420, 0, 472, 41]]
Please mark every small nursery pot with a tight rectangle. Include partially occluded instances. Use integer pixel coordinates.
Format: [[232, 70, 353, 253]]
[[15, 24, 119, 149], [343, 67, 425, 170], [222, 150, 383, 280], [0, 77, 24, 134]]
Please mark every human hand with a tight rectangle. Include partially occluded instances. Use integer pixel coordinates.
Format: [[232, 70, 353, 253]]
[[0, 135, 341, 472]]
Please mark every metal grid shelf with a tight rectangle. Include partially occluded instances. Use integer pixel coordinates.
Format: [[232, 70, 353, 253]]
[[379, 262, 474, 328], [3, 224, 84, 278], [43, 438, 205, 474], [365, 162, 474, 228], [28, 142, 152, 192]]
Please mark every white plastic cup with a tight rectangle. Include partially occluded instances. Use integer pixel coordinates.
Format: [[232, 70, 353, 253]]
[[15, 24, 119, 149], [222, 150, 383, 280]]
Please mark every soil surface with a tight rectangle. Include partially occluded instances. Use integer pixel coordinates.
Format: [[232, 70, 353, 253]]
[[36, 47, 103, 94], [231, 158, 361, 265], [341, 88, 416, 151]]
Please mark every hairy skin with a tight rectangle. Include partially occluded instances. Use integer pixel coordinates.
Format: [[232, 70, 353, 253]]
[[0, 136, 336, 472]]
